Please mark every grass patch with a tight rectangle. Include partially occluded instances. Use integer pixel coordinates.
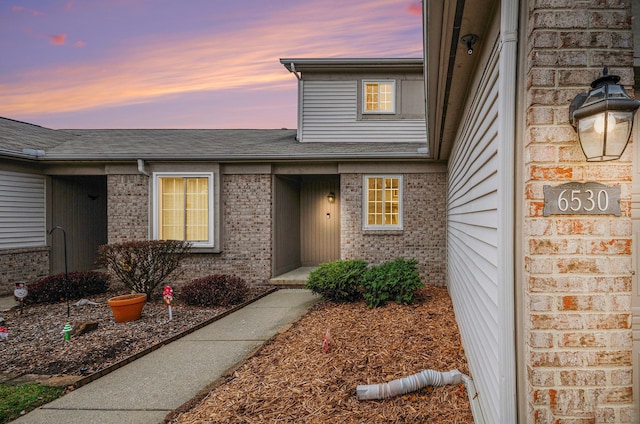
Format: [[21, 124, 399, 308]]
[[0, 383, 64, 423]]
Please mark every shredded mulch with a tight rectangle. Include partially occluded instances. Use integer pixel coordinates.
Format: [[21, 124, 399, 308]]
[[171, 285, 474, 424], [0, 285, 271, 380]]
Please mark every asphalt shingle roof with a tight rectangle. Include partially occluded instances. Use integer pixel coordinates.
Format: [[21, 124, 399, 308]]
[[1, 118, 429, 161]]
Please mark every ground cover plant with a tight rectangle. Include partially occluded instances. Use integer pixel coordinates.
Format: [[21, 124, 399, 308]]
[[182, 274, 250, 307], [305, 259, 368, 302], [362, 258, 423, 307], [24, 271, 110, 305], [0, 383, 64, 424]]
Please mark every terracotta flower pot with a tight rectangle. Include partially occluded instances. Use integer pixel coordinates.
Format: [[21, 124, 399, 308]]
[[108, 293, 147, 323]]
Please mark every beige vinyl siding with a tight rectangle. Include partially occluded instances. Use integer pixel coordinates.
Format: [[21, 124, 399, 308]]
[[273, 176, 301, 276], [447, 37, 502, 424], [300, 176, 340, 266], [0, 170, 46, 249], [301, 80, 426, 143]]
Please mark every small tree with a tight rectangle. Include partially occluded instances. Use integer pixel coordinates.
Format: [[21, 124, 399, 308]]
[[97, 240, 191, 299]]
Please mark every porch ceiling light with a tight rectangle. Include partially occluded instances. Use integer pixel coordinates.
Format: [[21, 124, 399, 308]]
[[327, 192, 335, 204], [569, 67, 640, 161]]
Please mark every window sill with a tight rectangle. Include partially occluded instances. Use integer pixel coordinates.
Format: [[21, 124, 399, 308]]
[[189, 247, 222, 254], [361, 229, 403, 235]]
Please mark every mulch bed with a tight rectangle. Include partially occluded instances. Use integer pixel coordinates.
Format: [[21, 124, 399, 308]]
[[0, 285, 272, 383], [171, 285, 474, 423]]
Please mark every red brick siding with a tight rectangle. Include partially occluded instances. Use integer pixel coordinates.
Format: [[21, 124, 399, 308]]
[[525, 1, 634, 422]]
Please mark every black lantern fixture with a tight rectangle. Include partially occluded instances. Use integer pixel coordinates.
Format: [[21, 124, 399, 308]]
[[569, 67, 640, 161]]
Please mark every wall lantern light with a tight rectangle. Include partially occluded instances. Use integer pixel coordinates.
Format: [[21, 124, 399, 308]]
[[327, 192, 335, 204], [569, 67, 640, 161]]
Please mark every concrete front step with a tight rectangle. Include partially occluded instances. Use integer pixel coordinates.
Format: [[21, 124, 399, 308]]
[[269, 267, 315, 287]]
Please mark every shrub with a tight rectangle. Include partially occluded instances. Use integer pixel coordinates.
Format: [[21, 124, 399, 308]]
[[97, 240, 191, 300], [25, 271, 110, 304], [181, 274, 250, 307], [362, 258, 423, 308], [305, 259, 368, 302]]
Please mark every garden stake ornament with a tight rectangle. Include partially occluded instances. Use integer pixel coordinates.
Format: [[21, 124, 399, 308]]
[[61, 322, 72, 341], [322, 328, 331, 353], [14, 282, 27, 314], [163, 285, 174, 321]]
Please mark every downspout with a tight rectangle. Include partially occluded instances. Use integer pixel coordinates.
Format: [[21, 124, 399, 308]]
[[288, 63, 303, 142], [137, 159, 150, 176]]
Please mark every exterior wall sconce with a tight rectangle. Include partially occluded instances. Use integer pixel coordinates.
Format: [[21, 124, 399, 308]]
[[327, 192, 335, 203], [569, 67, 640, 161]]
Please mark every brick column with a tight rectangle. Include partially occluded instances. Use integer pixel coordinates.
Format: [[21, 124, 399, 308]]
[[524, 2, 634, 422]]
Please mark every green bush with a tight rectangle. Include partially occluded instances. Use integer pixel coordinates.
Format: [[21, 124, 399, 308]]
[[362, 258, 423, 308], [97, 240, 191, 299], [305, 259, 368, 302], [182, 274, 249, 307], [24, 271, 110, 305]]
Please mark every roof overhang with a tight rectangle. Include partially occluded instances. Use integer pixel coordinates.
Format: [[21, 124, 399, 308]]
[[424, 0, 498, 161], [280, 58, 423, 74]]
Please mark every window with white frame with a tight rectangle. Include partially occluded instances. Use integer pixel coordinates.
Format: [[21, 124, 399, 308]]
[[153, 173, 214, 248], [363, 175, 402, 229], [363, 80, 396, 113]]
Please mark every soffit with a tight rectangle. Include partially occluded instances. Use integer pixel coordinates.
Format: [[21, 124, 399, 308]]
[[425, 0, 498, 161]]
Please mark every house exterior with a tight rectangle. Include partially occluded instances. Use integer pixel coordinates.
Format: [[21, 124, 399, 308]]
[[3, 1, 640, 422], [0, 59, 447, 299], [425, 0, 638, 423]]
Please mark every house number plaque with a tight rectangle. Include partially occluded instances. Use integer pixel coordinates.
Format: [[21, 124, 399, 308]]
[[543, 182, 620, 216]]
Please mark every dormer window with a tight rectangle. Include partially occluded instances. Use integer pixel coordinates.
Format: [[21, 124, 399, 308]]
[[363, 80, 396, 114]]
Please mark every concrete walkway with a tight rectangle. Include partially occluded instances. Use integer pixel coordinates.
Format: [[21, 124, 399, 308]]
[[12, 289, 319, 424]]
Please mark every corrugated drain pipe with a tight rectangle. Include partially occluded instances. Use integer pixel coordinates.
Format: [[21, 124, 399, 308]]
[[356, 369, 485, 424]]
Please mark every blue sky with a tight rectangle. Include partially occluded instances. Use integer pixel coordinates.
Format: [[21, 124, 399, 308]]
[[1, 0, 423, 129]]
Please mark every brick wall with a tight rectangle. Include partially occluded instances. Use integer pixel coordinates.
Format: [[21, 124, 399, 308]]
[[0, 247, 49, 295], [525, 2, 634, 422], [107, 173, 272, 287], [180, 174, 272, 284], [107, 174, 149, 243], [340, 172, 447, 285]]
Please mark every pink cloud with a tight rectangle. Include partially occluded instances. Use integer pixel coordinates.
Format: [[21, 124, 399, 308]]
[[12, 4, 43, 15], [49, 34, 67, 45], [406, 2, 421, 17], [76, 40, 86, 47], [66, 1, 74, 11]]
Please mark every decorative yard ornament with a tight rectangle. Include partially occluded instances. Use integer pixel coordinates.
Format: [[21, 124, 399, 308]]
[[61, 322, 72, 341], [0, 327, 8, 342], [163, 285, 174, 321], [322, 328, 331, 353], [569, 67, 640, 161], [14, 282, 27, 314]]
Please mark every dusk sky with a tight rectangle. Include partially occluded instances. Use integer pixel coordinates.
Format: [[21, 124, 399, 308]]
[[1, 0, 423, 129]]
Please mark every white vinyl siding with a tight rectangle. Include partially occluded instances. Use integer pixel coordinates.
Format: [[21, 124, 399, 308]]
[[447, 34, 514, 424], [300, 80, 426, 142], [0, 170, 46, 249]]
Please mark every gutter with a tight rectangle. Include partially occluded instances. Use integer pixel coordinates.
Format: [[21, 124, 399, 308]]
[[0, 148, 46, 160], [38, 151, 432, 162]]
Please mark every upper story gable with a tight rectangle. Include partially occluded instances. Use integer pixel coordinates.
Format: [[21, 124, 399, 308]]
[[280, 58, 426, 143]]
